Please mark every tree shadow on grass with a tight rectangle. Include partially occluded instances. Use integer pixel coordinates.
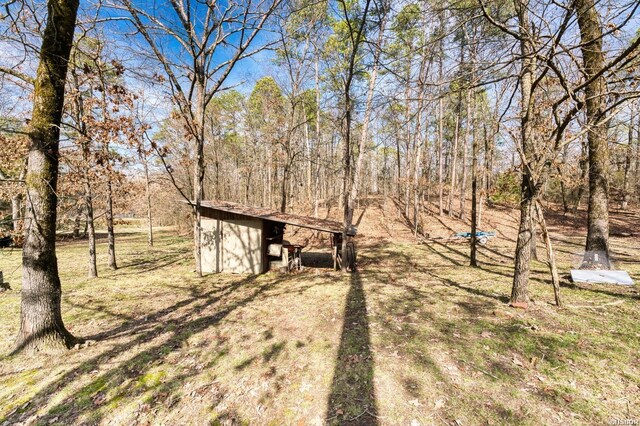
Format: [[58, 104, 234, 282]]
[[115, 250, 191, 276], [1, 274, 287, 425], [325, 272, 378, 425], [560, 280, 640, 301]]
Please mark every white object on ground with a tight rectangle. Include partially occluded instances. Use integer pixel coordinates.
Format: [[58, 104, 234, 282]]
[[570, 269, 634, 286]]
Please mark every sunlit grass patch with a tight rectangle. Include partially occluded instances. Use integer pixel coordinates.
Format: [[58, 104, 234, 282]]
[[0, 222, 638, 425]]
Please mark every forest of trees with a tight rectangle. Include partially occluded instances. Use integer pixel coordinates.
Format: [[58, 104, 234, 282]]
[[1, 0, 639, 352]]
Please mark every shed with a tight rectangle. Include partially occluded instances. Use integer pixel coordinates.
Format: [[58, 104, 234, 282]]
[[196, 201, 356, 274]]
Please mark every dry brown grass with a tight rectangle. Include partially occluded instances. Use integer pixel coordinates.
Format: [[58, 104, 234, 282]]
[[0, 201, 638, 425]]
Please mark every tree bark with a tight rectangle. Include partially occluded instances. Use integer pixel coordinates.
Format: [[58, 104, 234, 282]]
[[574, 0, 610, 263], [15, 0, 79, 354], [71, 62, 97, 277], [313, 58, 321, 218], [622, 103, 635, 209], [72, 205, 81, 238], [530, 220, 538, 261], [394, 131, 401, 196], [470, 91, 478, 267], [512, 188, 534, 305], [192, 70, 206, 276], [280, 163, 289, 213], [143, 149, 153, 247], [340, 0, 373, 271], [510, 0, 536, 306], [11, 193, 22, 232], [459, 89, 471, 220], [105, 173, 117, 270], [635, 113, 640, 203], [84, 165, 97, 278], [448, 112, 460, 217], [573, 136, 589, 213], [437, 98, 444, 216]]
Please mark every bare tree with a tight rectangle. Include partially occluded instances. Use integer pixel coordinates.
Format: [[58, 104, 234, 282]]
[[333, 0, 373, 271], [119, 0, 282, 275], [574, 0, 609, 264], [14, 0, 80, 353]]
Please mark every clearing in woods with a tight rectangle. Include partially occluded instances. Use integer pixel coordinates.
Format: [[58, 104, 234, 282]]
[[0, 198, 638, 425]]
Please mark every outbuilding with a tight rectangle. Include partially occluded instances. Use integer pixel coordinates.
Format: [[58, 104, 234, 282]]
[[196, 201, 357, 274]]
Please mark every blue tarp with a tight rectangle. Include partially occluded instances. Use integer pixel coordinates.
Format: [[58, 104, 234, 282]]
[[455, 231, 496, 238]]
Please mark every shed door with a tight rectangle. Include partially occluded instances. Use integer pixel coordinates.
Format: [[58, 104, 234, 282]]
[[201, 218, 221, 273], [222, 219, 262, 274]]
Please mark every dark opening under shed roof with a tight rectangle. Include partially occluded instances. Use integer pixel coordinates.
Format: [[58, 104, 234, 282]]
[[196, 200, 356, 236]]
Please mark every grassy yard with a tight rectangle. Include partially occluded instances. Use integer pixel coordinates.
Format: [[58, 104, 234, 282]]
[[0, 219, 638, 425]]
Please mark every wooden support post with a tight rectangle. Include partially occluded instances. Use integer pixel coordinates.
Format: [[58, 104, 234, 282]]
[[332, 233, 342, 271], [282, 246, 289, 273]]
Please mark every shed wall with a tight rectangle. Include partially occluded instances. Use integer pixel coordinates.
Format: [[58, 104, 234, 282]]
[[201, 208, 264, 274]]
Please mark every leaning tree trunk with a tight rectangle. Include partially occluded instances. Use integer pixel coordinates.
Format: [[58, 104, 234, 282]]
[[14, 0, 79, 353], [574, 0, 610, 266], [536, 201, 561, 307]]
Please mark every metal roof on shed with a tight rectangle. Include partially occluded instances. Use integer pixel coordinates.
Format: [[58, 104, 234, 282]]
[[196, 200, 356, 235]]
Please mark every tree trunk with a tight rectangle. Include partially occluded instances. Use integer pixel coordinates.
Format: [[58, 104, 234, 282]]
[[437, 97, 444, 216], [459, 89, 471, 220], [512, 188, 534, 305], [510, 0, 536, 307], [470, 91, 478, 267], [558, 166, 569, 214], [635, 113, 640, 203], [105, 174, 117, 270], [573, 136, 589, 213], [11, 162, 27, 232], [84, 168, 97, 278], [530, 219, 538, 261], [403, 67, 413, 220], [478, 124, 490, 227], [11, 193, 22, 232], [448, 113, 459, 217], [314, 58, 321, 218], [14, 0, 79, 354], [574, 0, 610, 263], [280, 164, 289, 213], [622, 104, 635, 210], [341, 0, 374, 271], [143, 150, 153, 247], [72, 205, 81, 238], [413, 99, 425, 235], [192, 72, 207, 276]]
